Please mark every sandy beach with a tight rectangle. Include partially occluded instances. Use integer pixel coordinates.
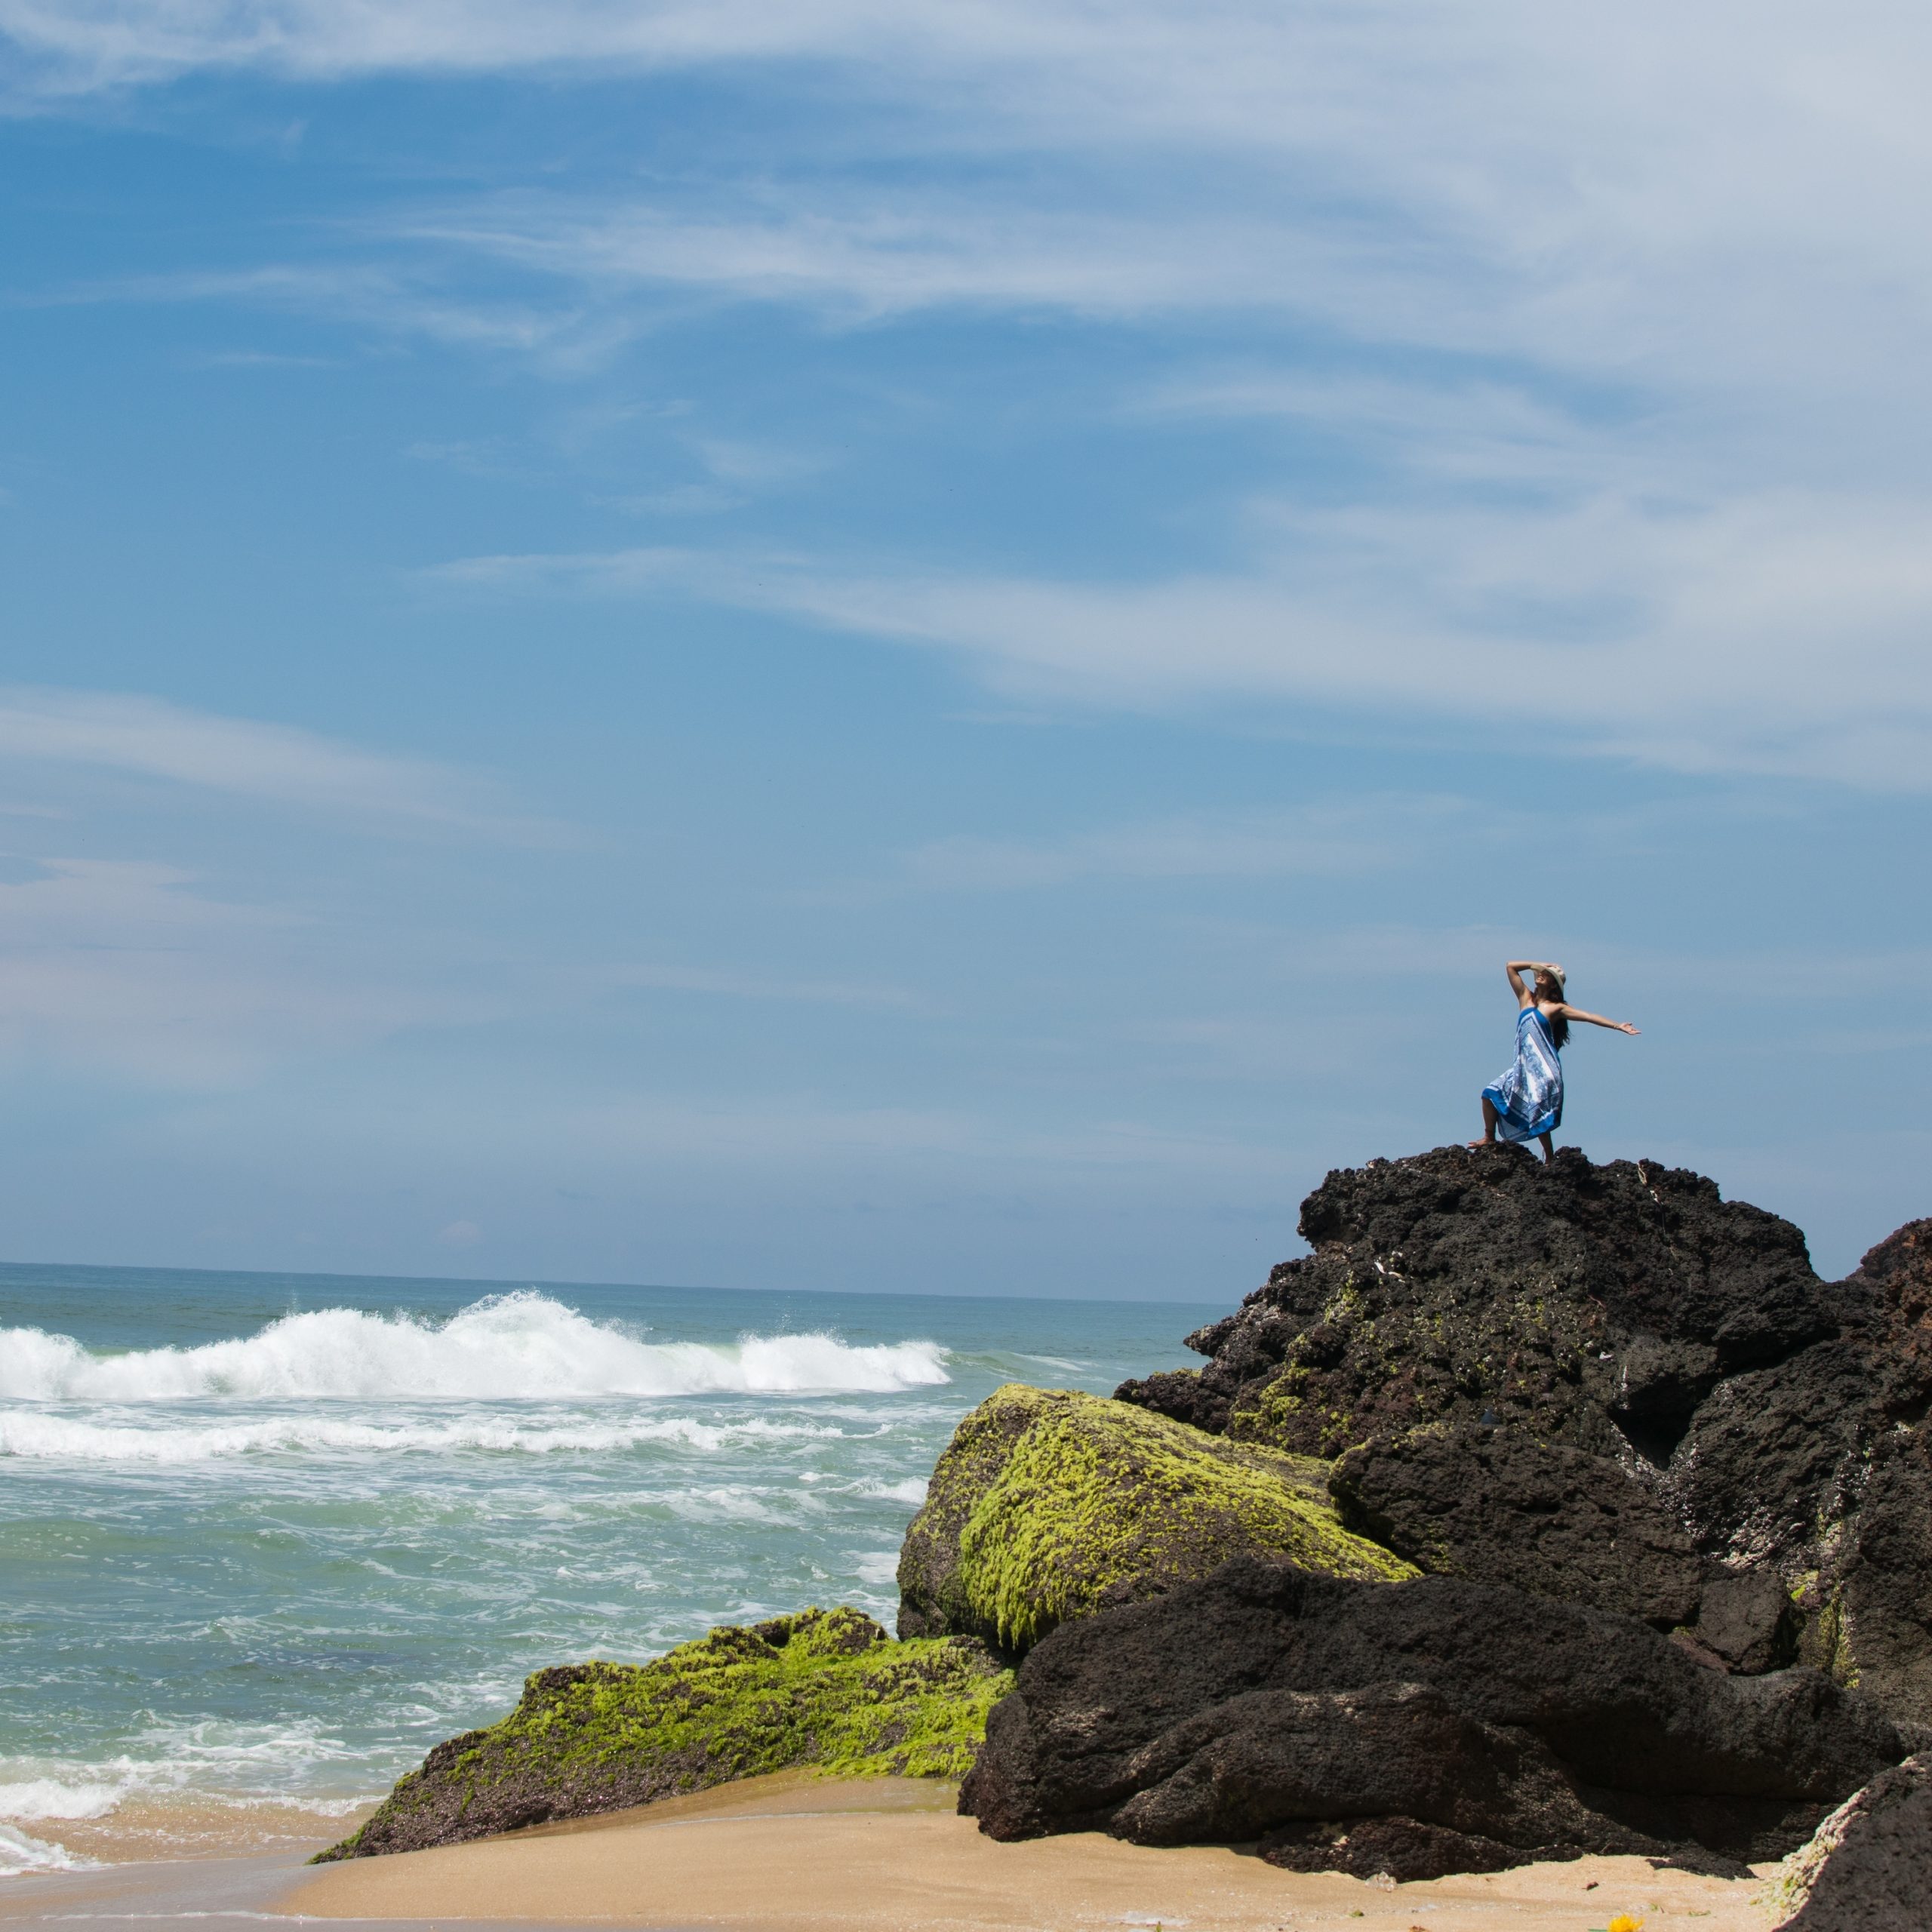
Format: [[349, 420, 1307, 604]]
[[283, 1773, 1777, 1932]]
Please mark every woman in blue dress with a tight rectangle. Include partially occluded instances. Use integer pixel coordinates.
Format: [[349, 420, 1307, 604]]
[[1470, 959, 1639, 1163]]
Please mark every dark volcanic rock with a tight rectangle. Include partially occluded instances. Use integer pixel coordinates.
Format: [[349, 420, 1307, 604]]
[[1119, 1145, 1839, 1464], [1694, 1567, 1799, 1675], [1330, 1425, 1705, 1629], [1764, 1752, 1932, 1930], [1849, 1220, 1932, 1420], [1665, 1340, 1877, 1575], [1258, 1814, 1534, 1881], [1822, 1432, 1932, 1724], [958, 1557, 1906, 1876], [1112, 1367, 1230, 1434], [1117, 1146, 1932, 1724]]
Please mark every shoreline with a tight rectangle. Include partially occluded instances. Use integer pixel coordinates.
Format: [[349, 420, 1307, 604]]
[[294, 1774, 1774, 1930], [0, 1795, 380, 1872], [0, 1774, 1785, 1930]]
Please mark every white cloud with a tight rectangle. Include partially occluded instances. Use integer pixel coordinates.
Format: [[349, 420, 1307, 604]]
[[902, 799, 1466, 892], [0, 687, 558, 838], [429, 481, 1932, 790], [17, 5, 1932, 794], [14, 5, 1931, 380], [594, 961, 925, 1009], [0, 857, 497, 1084]]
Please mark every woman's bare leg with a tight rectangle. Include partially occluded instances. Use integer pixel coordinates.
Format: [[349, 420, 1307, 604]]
[[1538, 1131, 1555, 1164], [1469, 1097, 1500, 1148]]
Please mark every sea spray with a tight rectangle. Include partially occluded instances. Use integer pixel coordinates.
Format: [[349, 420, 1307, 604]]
[[0, 1291, 950, 1404]]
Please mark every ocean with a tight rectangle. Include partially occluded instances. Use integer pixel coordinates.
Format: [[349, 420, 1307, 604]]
[[0, 1263, 1221, 1878]]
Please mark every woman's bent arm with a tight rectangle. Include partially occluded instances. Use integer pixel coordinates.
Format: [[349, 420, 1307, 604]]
[[1506, 958, 1560, 1001]]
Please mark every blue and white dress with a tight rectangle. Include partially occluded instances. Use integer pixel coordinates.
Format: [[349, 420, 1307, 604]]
[[1483, 1005, 1563, 1143]]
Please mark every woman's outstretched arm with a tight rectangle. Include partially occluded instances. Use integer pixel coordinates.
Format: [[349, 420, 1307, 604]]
[[1558, 1004, 1639, 1035]]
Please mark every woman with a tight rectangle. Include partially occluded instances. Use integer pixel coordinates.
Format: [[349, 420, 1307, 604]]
[[1470, 960, 1639, 1163]]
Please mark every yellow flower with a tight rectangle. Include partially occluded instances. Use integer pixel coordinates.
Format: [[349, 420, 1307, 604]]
[[1606, 1916, 1645, 1932]]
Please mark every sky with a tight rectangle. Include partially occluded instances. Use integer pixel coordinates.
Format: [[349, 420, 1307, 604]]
[[1, 2, 1929, 1295]]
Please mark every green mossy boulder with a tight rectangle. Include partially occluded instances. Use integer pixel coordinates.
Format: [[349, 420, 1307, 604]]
[[315, 1607, 1009, 1860], [896, 1383, 1417, 1654]]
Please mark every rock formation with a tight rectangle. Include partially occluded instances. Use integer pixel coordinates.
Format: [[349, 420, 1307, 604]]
[[1118, 1146, 1932, 1724], [1760, 1752, 1932, 1930], [958, 1557, 1907, 1877], [317, 1607, 1008, 1860], [896, 1384, 1414, 1653], [330, 1145, 1932, 1875], [1327, 1423, 1705, 1630]]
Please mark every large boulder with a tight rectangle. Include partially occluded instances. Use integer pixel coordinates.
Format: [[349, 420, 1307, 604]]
[[1119, 1148, 1932, 1724], [897, 1385, 1413, 1654], [958, 1556, 1909, 1878], [318, 1608, 1009, 1860], [1761, 1752, 1932, 1930], [1329, 1424, 1706, 1630], [1118, 1146, 1839, 1463], [1854, 1219, 1932, 1417]]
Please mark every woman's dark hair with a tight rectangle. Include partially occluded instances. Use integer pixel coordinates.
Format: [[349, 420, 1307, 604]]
[[1536, 972, 1570, 1050]]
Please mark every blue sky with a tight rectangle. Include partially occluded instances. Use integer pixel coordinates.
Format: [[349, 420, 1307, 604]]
[[1, 2, 1928, 1293]]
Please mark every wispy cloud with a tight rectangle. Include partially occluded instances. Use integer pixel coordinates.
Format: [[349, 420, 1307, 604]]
[[0, 857, 497, 1085], [0, 688, 559, 838], [902, 799, 1467, 892], [427, 481, 1932, 792], [17, 263, 629, 371], [594, 961, 925, 1010], [390, 190, 1340, 326], [14, 6, 1929, 392]]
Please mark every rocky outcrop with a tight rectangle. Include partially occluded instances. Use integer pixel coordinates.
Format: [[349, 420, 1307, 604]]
[[1329, 1424, 1706, 1630], [1119, 1147, 1932, 1723], [1854, 1219, 1932, 1418], [958, 1557, 1908, 1878], [1118, 1146, 1837, 1463], [897, 1385, 1413, 1654], [318, 1608, 1009, 1860], [323, 1146, 1930, 1875], [1761, 1752, 1932, 1930]]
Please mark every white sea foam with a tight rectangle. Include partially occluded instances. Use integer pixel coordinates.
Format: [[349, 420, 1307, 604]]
[[0, 1292, 949, 1406], [860, 1477, 930, 1505], [0, 1754, 366, 1876], [0, 1823, 97, 1878], [0, 1408, 848, 1464], [0, 1779, 122, 1823]]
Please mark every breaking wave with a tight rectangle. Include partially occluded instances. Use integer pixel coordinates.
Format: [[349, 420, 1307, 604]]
[[0, 1411, 848, 1463], [0, 1292, 949, 1405], [0, 1823, 96, 1878]]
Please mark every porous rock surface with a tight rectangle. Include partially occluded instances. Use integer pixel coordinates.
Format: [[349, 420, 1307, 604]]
[[1118, 1147, 1932, 1720], [1118, 1145, 1835, 1463], [319, 1607, 1009, 1860], [897, 1384, 1412, 1654], [958, 1557, 1907, 1878], [1329, 1424, 1706, 1630], [1761, 1751, 1932, 1930]]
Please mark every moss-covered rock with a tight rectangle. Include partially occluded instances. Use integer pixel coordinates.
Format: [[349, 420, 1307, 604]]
[[896, 1383, 1416, 1654], [315, 1607, 1009, 1860]]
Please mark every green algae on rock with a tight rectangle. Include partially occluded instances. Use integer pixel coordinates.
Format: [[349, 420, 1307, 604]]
[[315, 1607, 1009, 1860], [896, 1383, 1416, 1654]]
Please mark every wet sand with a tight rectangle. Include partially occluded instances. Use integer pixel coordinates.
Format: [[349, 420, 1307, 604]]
[[284, 1773, 1779, 1930]]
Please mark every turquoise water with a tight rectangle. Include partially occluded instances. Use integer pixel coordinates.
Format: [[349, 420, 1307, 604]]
[[0, 1264, 1217, 1873]]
